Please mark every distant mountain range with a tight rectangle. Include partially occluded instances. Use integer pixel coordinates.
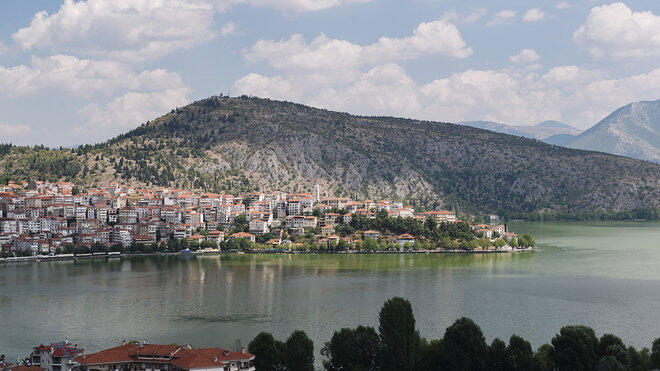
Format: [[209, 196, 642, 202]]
[[1, 97, 658, 216], [458, 99, 660, 163], [458, 120, 583, 142], [568, 100, 660, 163]]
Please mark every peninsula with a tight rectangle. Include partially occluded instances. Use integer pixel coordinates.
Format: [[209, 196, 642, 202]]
[[0, 180, 533, 261]]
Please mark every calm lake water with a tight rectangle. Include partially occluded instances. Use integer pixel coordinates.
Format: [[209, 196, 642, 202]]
[[1, 221, 659, 361]]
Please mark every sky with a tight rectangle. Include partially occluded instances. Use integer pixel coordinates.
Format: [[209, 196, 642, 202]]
[[0, 0, 659, 146]]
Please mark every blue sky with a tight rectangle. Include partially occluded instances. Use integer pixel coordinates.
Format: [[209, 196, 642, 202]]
[[0, 0, 658, 146]]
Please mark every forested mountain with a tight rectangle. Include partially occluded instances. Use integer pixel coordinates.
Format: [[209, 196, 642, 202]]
[[567, 100, 660, 163], [1, 96, 659, 217]]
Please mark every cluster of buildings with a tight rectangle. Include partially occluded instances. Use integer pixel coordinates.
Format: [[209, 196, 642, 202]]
[[0, 180, 517, 255], [0, 340, 255, 371], [470, 223, 518, 240]]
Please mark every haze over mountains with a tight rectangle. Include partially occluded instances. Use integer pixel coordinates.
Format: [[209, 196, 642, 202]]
[[458, 120, 583, 142], [458, 100, 660, 163], [1, 97, 658, 217], [569, 100, 660, 163]]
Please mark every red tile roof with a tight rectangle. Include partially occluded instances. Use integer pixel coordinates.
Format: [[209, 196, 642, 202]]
[[75, 344, 253, 369]]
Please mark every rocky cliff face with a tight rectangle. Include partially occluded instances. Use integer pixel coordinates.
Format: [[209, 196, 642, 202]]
[[2, 96, 659, 214]]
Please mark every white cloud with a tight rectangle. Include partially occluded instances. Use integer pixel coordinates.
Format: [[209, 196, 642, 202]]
[[487, 10, 517, 26], [221, 21, 241, 36], [522, 8, 546, 22], [245, 19, 473, 76], [0, 55, 186, 98], [234, 61, 660, 129], [12, 0, 217, 62], [510, 49, 541, 63], [216, 0, 371, 12], [556, 2, 569, 10], [0, 41, 9, 55], [232, 73, 300, 101], [573, 3, 660, 58], [441, 8, 487, 24], [542, 65, 609, 84], [76, 89, 190, 138], [10, 0, 371, 64], [0, 123, 32, 137]]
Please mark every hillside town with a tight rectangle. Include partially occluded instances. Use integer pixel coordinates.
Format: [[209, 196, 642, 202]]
[[0, 180, 533, 260], [0, 339, 256, 371]]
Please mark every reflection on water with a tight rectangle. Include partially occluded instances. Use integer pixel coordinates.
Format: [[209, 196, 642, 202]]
[[0, 221, 658, 363]]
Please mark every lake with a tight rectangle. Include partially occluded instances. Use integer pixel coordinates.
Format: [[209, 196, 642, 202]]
[[1, 221, 659, 362]]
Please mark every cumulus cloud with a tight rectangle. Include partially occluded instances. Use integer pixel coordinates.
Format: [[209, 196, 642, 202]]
[[510, 49, 541, 63], [509, 49, 541, 63], [0, 123, 32, 137], [0, 55, 186, 97], [573, 3, 660, 58], [245, 19, 472, 75], [76, 89, 190, 138], [522, 8, 546, 22], [215, 0, 371, 12], [12, 0, 217, 62], [0, 52, 191, 140], [10, 0, 372, 63], [221, 22, 241, 36], [441, 8, 487, 24], [487, 10, 517, 26], [234, 62, 660, 129], [556, 2, 569, 10]]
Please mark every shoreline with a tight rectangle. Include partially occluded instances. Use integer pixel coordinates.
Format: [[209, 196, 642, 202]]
[[0, 247, 534, 264]]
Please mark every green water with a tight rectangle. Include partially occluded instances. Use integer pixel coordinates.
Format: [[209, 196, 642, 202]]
[[0, 221, 658, 361]]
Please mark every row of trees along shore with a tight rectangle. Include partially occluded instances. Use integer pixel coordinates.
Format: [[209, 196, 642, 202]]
[[248, 297, 660, 371]]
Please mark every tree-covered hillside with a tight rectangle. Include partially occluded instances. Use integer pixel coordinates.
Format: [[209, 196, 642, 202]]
[[1, 96, 659, 217]]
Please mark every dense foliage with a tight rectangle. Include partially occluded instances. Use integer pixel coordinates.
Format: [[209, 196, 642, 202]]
[[249, 297, 660, 370], [248, 330, 314, 371]]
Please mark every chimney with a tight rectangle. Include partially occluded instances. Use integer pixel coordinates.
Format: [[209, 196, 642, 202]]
[[240, 347, 245, 354]]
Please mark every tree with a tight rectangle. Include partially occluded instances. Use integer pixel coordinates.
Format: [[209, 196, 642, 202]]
[[627, 346, 651, 371], [488, 338, 508, 370], [439, 317, 488, 370], [519, 234, 536, 247], [595, 356, 626, 371], [285, 330, 314, 371], [534, 344, 554, 371], [248, 332, 282, 371], [378, 297, 420, 370], [322, 326, 380, 371], [550, 325, 599, 370], [418, 339, 443, 370], [506, 334, 534, 371], [651, 338, 660, 369], [597, 334, 627, 369], [424, 216, 438, 232]]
